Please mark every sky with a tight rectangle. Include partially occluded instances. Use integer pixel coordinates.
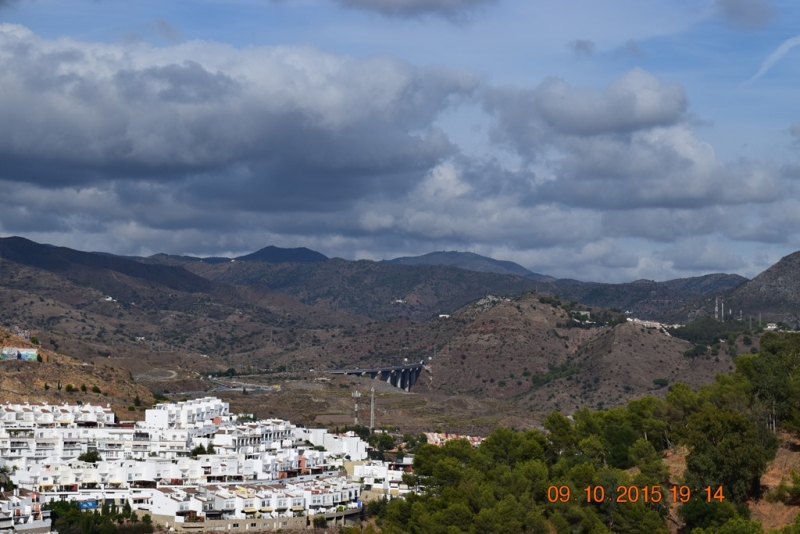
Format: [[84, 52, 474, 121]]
[[1, 0, 800, 282]]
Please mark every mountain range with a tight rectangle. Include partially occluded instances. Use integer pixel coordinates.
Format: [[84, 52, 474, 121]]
[[2, 235, 799, 428], [381, 250, 554, 281]]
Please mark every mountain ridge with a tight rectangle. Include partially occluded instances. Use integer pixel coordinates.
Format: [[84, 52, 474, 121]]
[[382, 250, 554, 281]]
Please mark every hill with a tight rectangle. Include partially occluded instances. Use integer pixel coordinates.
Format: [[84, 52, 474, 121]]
[[382, 251, 553, 280], [0, 328, 154, 418], [712, 251, 800, 327], [553, 273, 748, 320], [178, 258, 546, 321], [0, 236, 214, 297], [258, 291, 734, 417], [0, 243, 362, 395], [0, 236, 768, 430], [236, 245, 328, 263]]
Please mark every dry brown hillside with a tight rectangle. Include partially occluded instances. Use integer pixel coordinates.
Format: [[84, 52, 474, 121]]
[[519, 320, 735, 414], [0, 328, 154, 419]]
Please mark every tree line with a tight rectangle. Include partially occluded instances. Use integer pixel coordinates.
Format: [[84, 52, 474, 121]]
[[370, 332, 800, 534]]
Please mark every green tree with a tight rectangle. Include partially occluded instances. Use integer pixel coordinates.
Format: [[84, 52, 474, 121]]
[[628, 438, 669, 484], [78, 450, 101, 463], [312, 515, 327, 529], [685, 406, 770, 502]]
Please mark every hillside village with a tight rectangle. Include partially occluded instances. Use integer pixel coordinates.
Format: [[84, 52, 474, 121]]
[[0, 396, 409, 532]]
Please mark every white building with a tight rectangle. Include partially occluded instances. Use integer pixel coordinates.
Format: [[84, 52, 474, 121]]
[[294, 429, 368, 461], [144, 397, 230, 430], [2, 397, 370, 532]]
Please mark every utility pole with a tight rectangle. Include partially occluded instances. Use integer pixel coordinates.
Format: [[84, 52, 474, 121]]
[[370, 387, 375, 432]]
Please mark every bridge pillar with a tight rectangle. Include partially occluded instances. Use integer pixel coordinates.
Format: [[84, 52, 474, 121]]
[[408, 367, 419, 388]]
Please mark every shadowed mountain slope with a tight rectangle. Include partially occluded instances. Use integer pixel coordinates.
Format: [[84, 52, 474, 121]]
[[552, 273, 748, 320], [179, 258, 546, 321], [0, 236, 213, 295], [382, 250, 553, 280], [711, 251, 800, 326]]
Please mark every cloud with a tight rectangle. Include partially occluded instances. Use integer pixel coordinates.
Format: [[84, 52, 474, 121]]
[[716, 0, 774, 30], [790, 123, 800, 142], [746, 35, 800, 83], [0, 26, 793, 283], [153, 19, 182, 43], [333, 0, 496, 18], [568, 39, 595, 58], [482, 69, 788, 214], [485, 68, 687, 149], [614, 40, 644, 59], [0, 23, 476, 200], [660, 238, 746, 272]]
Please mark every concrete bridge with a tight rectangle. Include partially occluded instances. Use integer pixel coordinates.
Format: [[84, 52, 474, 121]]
[[328, 362, 425, 391]]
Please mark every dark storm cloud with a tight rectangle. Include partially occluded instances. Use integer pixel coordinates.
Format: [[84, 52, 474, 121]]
[[334, 0, 496, 18], [0, 25, 476, 203], [567, 39, 595, 58], [113, 61, 240, 103], [715, 0, 774, 29]]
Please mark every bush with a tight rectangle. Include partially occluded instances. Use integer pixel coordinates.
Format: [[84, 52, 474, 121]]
[[78, 450, 101, 463]]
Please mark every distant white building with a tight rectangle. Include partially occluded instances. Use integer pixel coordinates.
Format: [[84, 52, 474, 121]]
[[294, 429, 368, 461], [144, 397, 230, 429]]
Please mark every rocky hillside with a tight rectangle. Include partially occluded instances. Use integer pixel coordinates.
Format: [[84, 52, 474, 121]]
[[0, 328, 154, 419], [553, 273, 748, 320], [177, 258, 544, 321], [715, 251, 800, 327]]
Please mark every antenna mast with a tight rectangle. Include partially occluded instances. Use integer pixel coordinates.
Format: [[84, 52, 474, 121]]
[[370, 387, 375, 431], [352, 391, 361, 426]]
